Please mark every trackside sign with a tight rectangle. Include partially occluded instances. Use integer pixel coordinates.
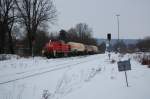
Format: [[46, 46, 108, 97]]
[[117, 59, 131, 87], [118, 59, 131, 72]]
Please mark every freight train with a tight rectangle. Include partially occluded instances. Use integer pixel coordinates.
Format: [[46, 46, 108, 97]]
[[42, 40, 98, 58]]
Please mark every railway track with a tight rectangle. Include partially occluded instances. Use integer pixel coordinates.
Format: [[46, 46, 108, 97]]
[[0, 55, 99, 85], [0, 56, 87, 78]]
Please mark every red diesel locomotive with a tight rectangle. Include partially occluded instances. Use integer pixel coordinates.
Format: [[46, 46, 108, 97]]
[[42, 40, 70, 58]]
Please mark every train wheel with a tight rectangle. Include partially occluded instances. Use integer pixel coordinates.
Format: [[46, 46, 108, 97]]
[[45, 53, 51, 59]]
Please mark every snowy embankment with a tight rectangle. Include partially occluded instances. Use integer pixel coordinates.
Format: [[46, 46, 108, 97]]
[[0, 53, 150, 99]]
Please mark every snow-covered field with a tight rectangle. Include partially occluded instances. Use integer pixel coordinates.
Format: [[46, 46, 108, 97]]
[[0, 53, 150, 99]]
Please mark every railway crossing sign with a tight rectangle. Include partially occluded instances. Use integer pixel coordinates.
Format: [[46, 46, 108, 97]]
[[117, 59, 131, 87]]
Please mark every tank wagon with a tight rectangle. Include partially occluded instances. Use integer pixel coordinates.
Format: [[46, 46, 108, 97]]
[[84, 45, 98, 54], [85, 45, 93, 54], [91, 45, 99, 54], [67, 42, 85, 55]]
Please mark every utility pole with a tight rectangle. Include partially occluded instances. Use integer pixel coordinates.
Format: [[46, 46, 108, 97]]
[[116, 14, 120, 42], [116, 14, 120, 52]]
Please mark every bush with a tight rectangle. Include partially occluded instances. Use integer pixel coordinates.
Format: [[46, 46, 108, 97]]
[[139, 54, 150, 68], [136, 37, 150, 52], [141, 57, 150, 65], [110, 59, 116, 64]]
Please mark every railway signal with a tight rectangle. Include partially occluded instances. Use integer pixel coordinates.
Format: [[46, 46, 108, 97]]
[[107, 33, 111, 41], [107, 33, 111, 60]]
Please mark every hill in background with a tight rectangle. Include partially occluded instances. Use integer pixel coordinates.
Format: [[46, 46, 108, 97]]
[[96, 39, 138, 45]]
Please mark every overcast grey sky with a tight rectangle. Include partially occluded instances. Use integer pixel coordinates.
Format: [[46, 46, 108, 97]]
[[51, 0, 150, 39]]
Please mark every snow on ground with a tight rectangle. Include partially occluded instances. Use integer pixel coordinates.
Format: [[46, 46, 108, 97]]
[[0, 53, 150, 99], [62, 53, 150, 99]]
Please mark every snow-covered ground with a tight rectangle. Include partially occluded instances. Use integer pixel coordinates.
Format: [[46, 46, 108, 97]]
[[0, 53, 150, 99]]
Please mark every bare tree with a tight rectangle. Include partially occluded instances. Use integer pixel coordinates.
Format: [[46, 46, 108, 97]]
[[74, 23, 96, 45], [75, 23, 92, 40], [0, 0, 16, 54], [15, 0, 57, 54], [67, 28, 78, 42], [63, 23, 97, 45]]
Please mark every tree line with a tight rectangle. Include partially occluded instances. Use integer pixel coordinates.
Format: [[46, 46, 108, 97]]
[[59, 23, 97, 45], [104, 37, 150, 53]]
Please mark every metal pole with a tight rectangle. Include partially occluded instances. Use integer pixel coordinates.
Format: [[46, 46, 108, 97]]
[[125, 70, 129, 87], [116, 14, 120, 52], [124, 65, 129, 87], [108, 40, 111, 60], [116, 14, 120, 42]]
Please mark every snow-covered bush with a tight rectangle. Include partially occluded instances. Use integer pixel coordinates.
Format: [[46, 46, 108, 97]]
[[110, 59, 116, 64], [134, 53, 150, 68], [42, 90, 51, 99], [141, 55, 150, 67]]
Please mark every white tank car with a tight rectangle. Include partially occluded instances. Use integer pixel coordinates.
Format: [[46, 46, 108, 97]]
[[91, 45, 98, 53], [85, 45, 93, 53], [67, 42, 85, 52]]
